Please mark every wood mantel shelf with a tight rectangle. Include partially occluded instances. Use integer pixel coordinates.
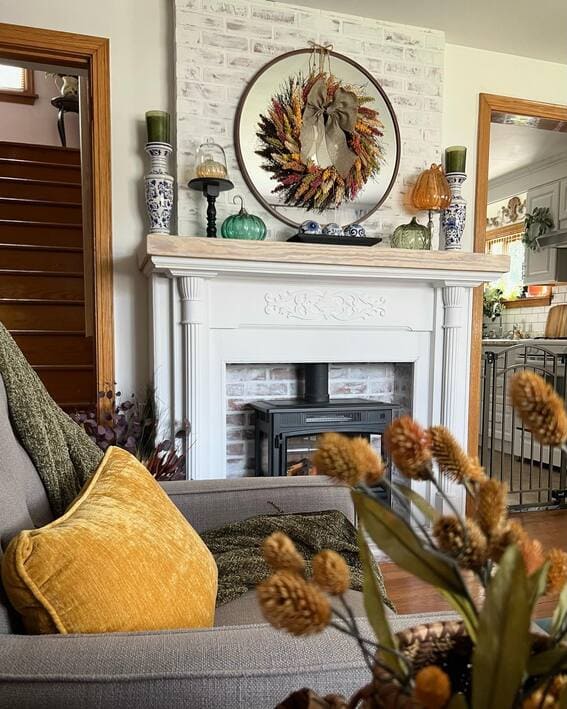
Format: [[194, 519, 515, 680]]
[[140, 234, 509, 283]]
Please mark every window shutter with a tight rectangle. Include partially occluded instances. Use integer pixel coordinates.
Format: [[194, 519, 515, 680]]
[[0, 64, 26, 92]]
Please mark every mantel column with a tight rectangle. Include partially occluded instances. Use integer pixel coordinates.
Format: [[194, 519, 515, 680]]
[[437, 284, 468, 513], [178, 275, 209, 480]]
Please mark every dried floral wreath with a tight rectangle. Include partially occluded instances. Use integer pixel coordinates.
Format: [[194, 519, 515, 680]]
[[255, 64, 385, 212]]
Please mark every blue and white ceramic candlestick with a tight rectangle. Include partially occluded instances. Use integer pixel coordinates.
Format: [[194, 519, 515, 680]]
[[441, 172, 466, 250], [144, 142, 174, 234]]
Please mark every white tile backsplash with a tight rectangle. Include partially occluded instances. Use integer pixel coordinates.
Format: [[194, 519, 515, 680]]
[[484, 285, 567, 338]]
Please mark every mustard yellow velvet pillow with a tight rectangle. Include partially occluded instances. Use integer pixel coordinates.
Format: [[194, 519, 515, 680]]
[[1, 446, 217, 634]]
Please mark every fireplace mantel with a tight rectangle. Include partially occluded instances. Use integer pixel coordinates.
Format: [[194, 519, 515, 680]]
[[141, 234, 508, 513], [140, 234, 509, 284]]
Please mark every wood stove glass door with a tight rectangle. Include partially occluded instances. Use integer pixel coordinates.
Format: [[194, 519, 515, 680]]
[[283, 432, 383, 477]]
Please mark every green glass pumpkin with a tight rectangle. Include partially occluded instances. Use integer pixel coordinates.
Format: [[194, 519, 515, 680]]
[[221, 196, 266, 240], [391, 217, 431, 250]]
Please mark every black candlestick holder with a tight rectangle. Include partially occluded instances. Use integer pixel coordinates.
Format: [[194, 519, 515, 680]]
[[188, 177, 234, 238]]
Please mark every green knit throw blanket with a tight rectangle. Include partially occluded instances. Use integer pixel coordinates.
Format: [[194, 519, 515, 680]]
[[201, 509, 395, 611], [0, 323, 103, 517]]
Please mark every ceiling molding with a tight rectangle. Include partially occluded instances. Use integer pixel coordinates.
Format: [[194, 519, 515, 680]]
[[488, 150, 567, 192]]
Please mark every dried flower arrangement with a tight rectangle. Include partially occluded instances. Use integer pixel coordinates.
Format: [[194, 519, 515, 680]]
[[71, 389, 189, 481], [256, 71, 384, 212], [257, 371, 567, 708]]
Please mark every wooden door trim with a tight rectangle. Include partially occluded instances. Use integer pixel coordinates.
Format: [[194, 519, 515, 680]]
[[469, 94, 567, 459], [0, 23, 114, 415]]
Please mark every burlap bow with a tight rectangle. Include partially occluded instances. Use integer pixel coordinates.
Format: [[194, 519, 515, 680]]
[[300, 77, 358, 178]]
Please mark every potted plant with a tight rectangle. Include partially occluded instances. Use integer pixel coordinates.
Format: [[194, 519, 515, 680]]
[[256, 371, 567, 708], [71, 388, 189, 480], [523, 207, 554, 251], [483, 286, 504, 322]]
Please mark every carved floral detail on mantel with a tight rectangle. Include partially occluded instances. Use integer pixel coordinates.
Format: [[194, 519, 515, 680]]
[[264, 290, 386, 322]]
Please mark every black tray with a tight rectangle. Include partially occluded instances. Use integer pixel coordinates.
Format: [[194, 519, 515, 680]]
[[287, 234, 382, 246]]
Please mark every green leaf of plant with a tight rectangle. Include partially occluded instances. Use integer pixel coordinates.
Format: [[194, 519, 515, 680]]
[[552, 583, 567, 637], [352, 491, 462, 591], [352, 490, 478, 640], [472, 546, 532, 709], [447, 695, 468, 709], [528, 561, 550, 608], [528, 646, 567, 676], [357, 527, 403, 677], [395, 482, 440, 523], [438, 588, 479, 636]]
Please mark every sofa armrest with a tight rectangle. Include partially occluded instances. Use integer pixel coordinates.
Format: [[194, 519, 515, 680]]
[[161, 476, 353, 533]]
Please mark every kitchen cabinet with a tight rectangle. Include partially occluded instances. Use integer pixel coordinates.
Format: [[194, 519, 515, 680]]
[[524, 181, 561, 284], [528, 181, 560, 226], [560, 178, 567, 228]]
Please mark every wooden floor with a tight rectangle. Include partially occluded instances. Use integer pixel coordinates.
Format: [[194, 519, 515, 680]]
[[381, 509, 567, 619]]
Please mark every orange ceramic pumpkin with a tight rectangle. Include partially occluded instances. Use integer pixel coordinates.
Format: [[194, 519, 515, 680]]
[[411, 164, 451, 211]]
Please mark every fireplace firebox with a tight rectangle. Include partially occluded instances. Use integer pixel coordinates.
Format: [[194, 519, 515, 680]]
[[251, 364, 400, 485]]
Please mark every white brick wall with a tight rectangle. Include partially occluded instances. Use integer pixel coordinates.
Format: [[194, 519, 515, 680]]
[[225, 362, 413, 477], [175, 0, 445, 242]]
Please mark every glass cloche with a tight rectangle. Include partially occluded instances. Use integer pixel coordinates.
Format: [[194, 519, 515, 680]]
[[194, 138, 228, 180], [391, 217, 432, 250]]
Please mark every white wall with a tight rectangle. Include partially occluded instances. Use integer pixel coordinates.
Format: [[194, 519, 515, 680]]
[[0, 0, 173, 397], [0, 71, 80, 147], [444, 44, 567, 251]]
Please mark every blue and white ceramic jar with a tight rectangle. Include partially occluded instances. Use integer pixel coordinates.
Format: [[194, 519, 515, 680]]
[[144, 142, 174, 234], [299, 220, 321, 234], [322, 223, 342, 236], [343, 223, 366, 238], [441, 173, 466, 250]]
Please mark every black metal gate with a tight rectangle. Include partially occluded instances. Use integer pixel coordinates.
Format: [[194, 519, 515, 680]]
[[480, 344, 567, 510]]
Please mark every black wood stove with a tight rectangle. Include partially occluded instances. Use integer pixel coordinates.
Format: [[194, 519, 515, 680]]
[[251, 364, 400, 480]]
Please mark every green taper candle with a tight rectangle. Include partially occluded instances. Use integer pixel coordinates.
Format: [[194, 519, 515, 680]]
[[445, 145, 467, 173], [145, 111, 170, 143]]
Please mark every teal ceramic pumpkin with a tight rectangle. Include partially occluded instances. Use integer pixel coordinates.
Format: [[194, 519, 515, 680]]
[[221, 196, 266, 240]]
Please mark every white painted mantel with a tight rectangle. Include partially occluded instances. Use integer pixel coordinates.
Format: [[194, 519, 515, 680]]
[[140, 235, 509, 511]]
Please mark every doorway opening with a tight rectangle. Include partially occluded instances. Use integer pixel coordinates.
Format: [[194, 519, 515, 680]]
[[0, 23, 113, 416], [472, 94, 567, 510]]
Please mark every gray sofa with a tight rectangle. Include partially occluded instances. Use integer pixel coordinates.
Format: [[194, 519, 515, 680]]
[[0, 376, 450, 708]]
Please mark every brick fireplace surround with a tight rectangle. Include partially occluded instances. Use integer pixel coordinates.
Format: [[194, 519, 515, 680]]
[[140, 236, 508, 514]]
